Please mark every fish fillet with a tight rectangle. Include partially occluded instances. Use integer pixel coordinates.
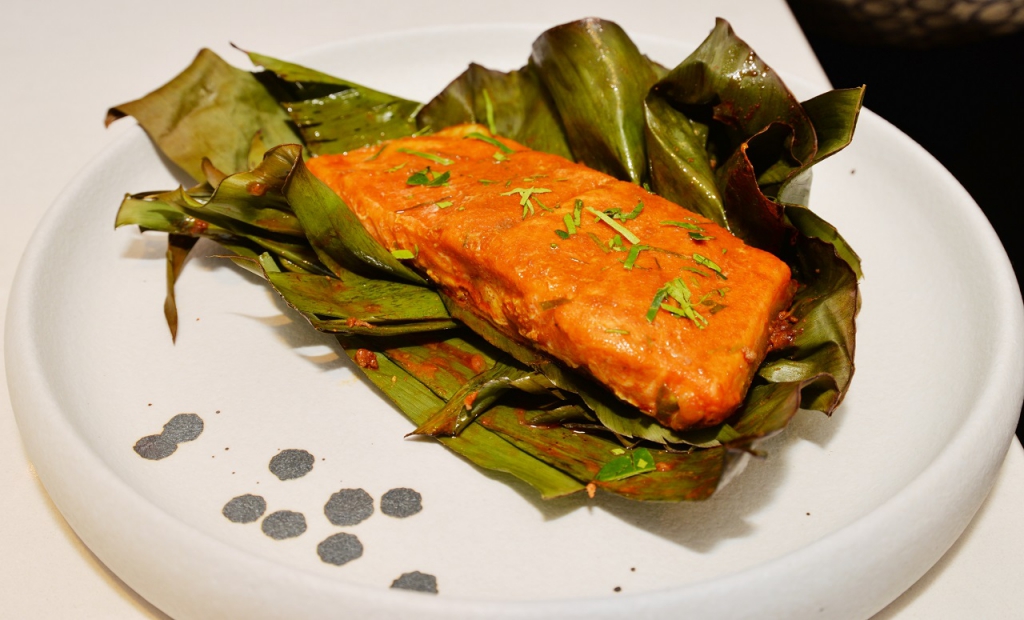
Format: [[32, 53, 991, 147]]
[[307, 125, 794, 430]]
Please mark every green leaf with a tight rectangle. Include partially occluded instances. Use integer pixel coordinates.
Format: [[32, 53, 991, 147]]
[[163, 234, 198, 342], [644, 96, 727, 226], [417, 63, 573, 159], [266, 271, 450, 323], [651, 19, 817, 174], [284, 154, 428, 285], [411, 361, 534, 437], [248, 52, 422, 155], [530, 18, 659, 183], [106, 49, 301, 180], [339, 337, 583, 499]]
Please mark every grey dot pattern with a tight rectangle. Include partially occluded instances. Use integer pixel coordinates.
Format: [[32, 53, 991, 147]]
[[380, 488, 422, 518], [269, 449, 315, 481], [133, 413, 204, 460], [133, 434, 177, 460], [161, 413, 204, 443], [261, 510, 307, 540], [391, 571, 438, 594], [324, 488, 374, 526], [222, 494, 267, 524], [317, 532, 364, 566]]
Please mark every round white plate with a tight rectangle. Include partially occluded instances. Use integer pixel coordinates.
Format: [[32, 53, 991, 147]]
[[7, 24, 1023, 620]]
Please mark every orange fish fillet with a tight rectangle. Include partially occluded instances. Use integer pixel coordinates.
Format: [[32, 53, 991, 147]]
[[308, 125, 794, 430]]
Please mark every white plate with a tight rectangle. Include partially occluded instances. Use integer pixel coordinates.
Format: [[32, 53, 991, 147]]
[[7, 24, 1023, 620]]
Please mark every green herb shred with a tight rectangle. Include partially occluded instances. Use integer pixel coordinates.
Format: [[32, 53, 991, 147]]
[[406, 167, 450, 187], [465, 131, 514, 153], [391, 249, 415, 260], [396, 148, 453, 165], [563, 213, 577, 235], [623, 244, 649, 270], [365, 145, 387, 161], [587, 207, 640, 244], [587, 232, 610, 253], [692, 254, 727, 280]]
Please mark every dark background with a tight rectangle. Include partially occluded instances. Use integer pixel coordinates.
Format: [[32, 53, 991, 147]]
[[786, 1, 1024, 443]]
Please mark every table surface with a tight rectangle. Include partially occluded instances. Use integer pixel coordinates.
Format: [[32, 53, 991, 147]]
[[2, 1, 1022, 617]]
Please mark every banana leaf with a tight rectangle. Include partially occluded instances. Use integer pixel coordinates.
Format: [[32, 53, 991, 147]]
[[107, 49, 302, 180], [111, 17, 863, 501], [529, 19, 660, 183], [416, 63, 573, 160], [246, 51, 422, 155]]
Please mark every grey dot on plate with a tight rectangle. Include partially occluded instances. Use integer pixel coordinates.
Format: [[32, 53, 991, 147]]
[[261, 510, 307, 540], [317, 532, 364, 566], [269, 449, 315, 481], [133, 434, 177, 460], [324, 488, 374, 526], [161, 413, 204, 443], [222, 494, 267, 524], [391, 571, 438, 594], [380, 488, 422, 518]]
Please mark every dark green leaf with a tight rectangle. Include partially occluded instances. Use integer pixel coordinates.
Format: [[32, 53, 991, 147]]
[[248, 52, 422, 156], [417, 63, 573, 159], [530, 18, 659, 182]]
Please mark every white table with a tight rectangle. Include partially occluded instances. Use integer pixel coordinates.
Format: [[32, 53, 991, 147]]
[[2, 1, 1021, 617]]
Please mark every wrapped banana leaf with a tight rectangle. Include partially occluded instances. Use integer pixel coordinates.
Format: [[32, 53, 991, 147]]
[[110, 18, 862, 501]]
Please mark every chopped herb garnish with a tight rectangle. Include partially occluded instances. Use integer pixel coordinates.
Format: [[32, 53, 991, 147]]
[[365, 145, 387, 161], [406, 167, 450, 187], [661, 220, 702, 231], [618, 201, 644, 221], [588, 207, 640, 244], [534, 197, 554, 212], [681, 265, 710, 277], [435, 201, 453, 209], [554, 229, 570, 240], [610, 448, 626, 455], [391, 249, 415, 260], [550, 243, 558, 249], [493, 151, 507, 162], [465, 131, 514, 153], [645, 287, 670, 322], [623, 244, 649, 270], [501, 187, 552, 220], [605, 329, 630, 335], [563, 213, 577, 235], [647, 278, 708, 328], [573, 199, 583, 227], [693, 254, 727, 280], [482, 90, 497, 134], [397, 148, 453, 165], [586, 232, 610, 253], [709, 303, 727, 314], [689, 231, 716, 241], [478, 179, 496, 184], [722, 248, 728, 254], [608, 234, 625, 252], [386, 163, 407, 173], [595, 448, 656, 482]]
